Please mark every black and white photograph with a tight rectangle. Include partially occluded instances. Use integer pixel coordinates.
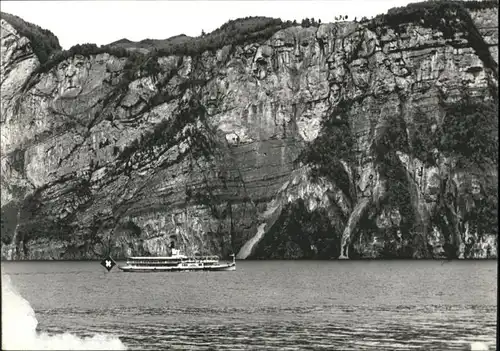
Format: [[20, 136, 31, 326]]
[[0, 0, 497, 349]]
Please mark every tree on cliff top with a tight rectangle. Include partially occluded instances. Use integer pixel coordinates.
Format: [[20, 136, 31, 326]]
[[1, 12, 62, 64]]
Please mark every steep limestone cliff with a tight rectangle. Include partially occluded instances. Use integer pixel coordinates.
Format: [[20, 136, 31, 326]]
[[1, 1, 498, 260]]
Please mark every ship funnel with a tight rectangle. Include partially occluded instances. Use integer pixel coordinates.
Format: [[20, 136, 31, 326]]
[[171, 248, 181, 257]]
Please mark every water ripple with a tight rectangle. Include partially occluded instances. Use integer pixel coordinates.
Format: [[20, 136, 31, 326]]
[[36, 304, 496, 351]]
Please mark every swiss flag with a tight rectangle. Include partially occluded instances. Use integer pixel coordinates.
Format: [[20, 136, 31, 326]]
[[100, 256, 116, 272]]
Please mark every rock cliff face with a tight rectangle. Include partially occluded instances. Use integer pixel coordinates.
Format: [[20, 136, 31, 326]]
[[1, 1, 498, 260]]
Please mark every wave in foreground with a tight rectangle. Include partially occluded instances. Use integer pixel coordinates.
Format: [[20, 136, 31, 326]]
[[1, 274, 126, 350]]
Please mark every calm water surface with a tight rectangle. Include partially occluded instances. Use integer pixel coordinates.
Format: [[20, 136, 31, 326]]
[[2, 260, 497, 350]]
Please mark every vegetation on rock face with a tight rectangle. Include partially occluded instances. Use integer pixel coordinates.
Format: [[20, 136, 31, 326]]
[[116, 16, 294, 71], [6, 14, 293, 77], [351, 211, 415, 259], [35, 43, 131, 74], [208, 16, 290, 45], [373, 0, 498, 35], [22, 43, 134, 92], [370, 0, 498, 75], [8, 148, 26, 175], [409, 107, 439, 166], [1, 12, 61, 64], [0, 201, 20, 245], [25, 16, 295, 94], [439, 95, 498, 168], [476, 181, 499, 238], [373, 115, 414, 234], [410, 94, 498, 168], [453, 0, 499, 10], [297, 104, 355, 200], [252, 200, 340, 259], [12, 189, 63, 256], [373, 93, 498, 254]]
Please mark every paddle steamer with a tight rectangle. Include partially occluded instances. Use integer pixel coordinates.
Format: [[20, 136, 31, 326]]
[[119, 248, 236, 272]]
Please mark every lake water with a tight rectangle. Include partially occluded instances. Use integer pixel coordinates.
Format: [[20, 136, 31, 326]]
[[1, 260, 497, 350]]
